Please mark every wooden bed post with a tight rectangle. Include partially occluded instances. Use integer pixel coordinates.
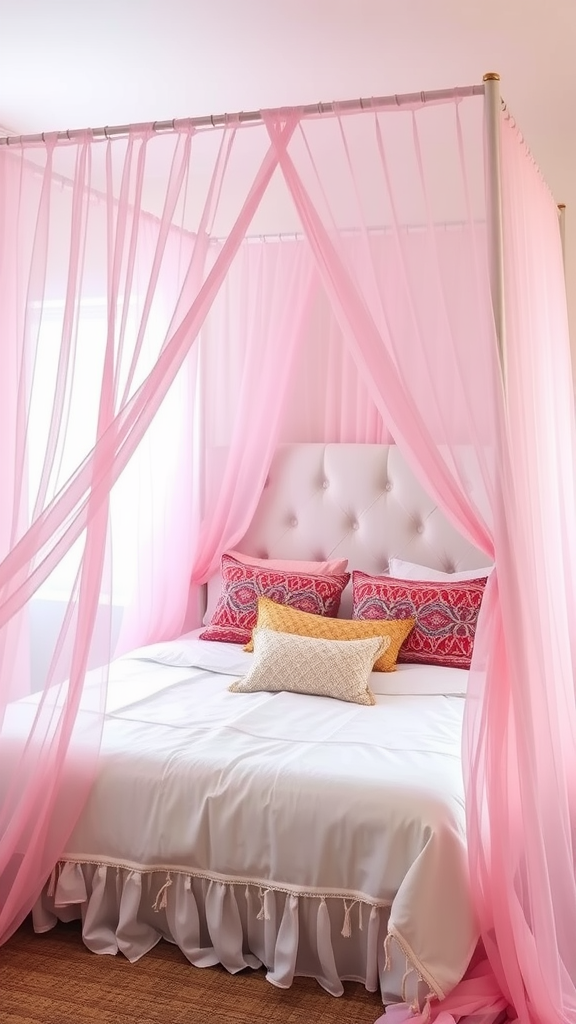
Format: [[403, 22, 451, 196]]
[[483, 72, 507, 390]]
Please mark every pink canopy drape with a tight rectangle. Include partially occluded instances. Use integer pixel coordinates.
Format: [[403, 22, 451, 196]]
[[262, 100, 576, 1023], [0, 119, 300, 941], [1, 90, 575, 1024]]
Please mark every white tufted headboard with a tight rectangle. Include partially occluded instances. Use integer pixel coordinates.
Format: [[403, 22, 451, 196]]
[[208, 443, 490, 619]]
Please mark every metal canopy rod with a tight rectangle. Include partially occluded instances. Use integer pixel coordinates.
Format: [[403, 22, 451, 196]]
[[483, 72, 507, 392], [0, 83, 485, 147]]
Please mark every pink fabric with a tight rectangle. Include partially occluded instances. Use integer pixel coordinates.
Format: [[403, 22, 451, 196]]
[[262, 99, 576, 1023], [2, 86, 575, 1024], [264, 105, 496, 563], [278, 280, 393, 444], [0, 121, 298, 943], [352, 571, 487, 669], [186, 237, 316, 594], [200, 553, 350, 645], [458, 117, 576, 1023]]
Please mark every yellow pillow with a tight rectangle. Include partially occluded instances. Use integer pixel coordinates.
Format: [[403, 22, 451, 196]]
[[244, 596, 415, 672]]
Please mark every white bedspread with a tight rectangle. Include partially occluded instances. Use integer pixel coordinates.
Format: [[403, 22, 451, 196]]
[[23, 635, 476, 1000]]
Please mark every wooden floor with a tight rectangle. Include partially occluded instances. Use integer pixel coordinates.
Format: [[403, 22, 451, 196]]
[[1, 919, 385, 1024]]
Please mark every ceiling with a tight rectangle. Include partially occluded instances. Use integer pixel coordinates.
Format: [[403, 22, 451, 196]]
[[1, 0, 575, 325]]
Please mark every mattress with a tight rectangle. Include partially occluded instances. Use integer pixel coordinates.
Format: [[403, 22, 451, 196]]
[[11, 635, 477, 1002]]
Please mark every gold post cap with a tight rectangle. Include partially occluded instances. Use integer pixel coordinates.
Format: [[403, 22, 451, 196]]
[[483, 72, 501, 82], [558, 203, 566, 210]]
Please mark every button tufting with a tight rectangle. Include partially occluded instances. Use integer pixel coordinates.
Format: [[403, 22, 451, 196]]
[[290, 517, 298, 528], [385, 481, 392, 492], [351, 520, 359, 531], [416, 524, 424, 534], [322, 479, 329, 489]]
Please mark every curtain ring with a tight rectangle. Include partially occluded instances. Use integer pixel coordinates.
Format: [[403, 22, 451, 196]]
[[210, 114, 215, 127], [359, 97, 364, 109], [103, 126, 110, 140], [41, 131, 46, 143], [66, 129, 71, 141], [152, 121, 158, 133]]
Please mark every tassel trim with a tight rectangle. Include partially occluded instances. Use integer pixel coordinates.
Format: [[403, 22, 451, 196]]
[[152, 872, 173, 912], [256, 886, 271, 921]]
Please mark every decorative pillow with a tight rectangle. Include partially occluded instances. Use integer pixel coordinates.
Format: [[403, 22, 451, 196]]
[[203, 552, 349, 626], [228, 628, 390, 705], [352, 571, 488, 669], [388, 557, 493, 583], [244, 596, 414, 672], [200, 554, 350, 645]]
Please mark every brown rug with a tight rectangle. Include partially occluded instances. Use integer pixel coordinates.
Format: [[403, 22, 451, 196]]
[[0, 919, 384, 1024]]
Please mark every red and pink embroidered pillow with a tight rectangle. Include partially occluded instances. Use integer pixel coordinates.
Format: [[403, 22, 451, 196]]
[[201, 554, 350, 645], [352, 571, 488, 669]]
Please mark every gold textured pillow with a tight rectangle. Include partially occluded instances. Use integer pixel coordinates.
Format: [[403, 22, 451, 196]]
[[229, 628, 390, 705], [244, 596, 415, 672]]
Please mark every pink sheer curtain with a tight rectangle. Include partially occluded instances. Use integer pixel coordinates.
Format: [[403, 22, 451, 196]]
[[264, 97, 576, 1022], [187, 237, 315, 591], [460, 114, 576, 1024], [265, 103, 496, 559], [2, 89, 574, 1024], [278, 279, 392, 444], [0, 119, 296, 943]]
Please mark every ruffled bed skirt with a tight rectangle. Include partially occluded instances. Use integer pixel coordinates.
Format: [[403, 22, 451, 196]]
[[32, 861, 413, 1003]]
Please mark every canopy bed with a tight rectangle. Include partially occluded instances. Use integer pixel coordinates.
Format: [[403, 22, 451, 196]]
[[1, 73, 575, 1024], [11, 441, 488, 1006]]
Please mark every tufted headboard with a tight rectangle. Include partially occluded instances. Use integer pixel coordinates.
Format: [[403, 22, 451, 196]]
[[216, 443, 490, 619]]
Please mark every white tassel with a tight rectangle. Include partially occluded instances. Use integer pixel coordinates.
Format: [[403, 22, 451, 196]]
[[184, 875, 192, 892], [245, 885, 250, 902], [359, 902, 363, 932], [256, 886, 271, 921], [256, 886, 266, 921], [152, 872, 172, 912], [341, 899, 357, 938]]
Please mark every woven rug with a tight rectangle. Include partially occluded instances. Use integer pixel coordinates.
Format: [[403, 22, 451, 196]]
[[1, 919, 384, 1023]]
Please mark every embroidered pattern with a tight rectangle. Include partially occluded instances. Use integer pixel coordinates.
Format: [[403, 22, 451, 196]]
[[200, 554, 350, 645], [229, 628, 390, 705], [352, 572, 487, 669]]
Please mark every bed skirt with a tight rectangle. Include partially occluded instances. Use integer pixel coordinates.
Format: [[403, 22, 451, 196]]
[[31, 861, 417, 1004]]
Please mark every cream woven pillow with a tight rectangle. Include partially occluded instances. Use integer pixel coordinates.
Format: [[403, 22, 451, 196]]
[[228, 628, 391, 706]]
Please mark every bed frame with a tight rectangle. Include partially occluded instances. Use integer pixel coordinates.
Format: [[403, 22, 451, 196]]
[[35, 443, 488, 1003]]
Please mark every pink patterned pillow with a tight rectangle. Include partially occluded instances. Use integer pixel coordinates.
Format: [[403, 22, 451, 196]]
[[201, 554, 350, 645], [352, 571, 488, 669]]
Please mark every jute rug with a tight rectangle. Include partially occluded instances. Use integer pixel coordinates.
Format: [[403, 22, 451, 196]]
[[0, 919, 384, 1023]]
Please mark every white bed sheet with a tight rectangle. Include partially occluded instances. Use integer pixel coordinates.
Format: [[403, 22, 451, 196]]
[[24, 635, 477, 1002]]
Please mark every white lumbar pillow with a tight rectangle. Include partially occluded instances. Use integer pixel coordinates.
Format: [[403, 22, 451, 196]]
[[388, 557, 492, 583]]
